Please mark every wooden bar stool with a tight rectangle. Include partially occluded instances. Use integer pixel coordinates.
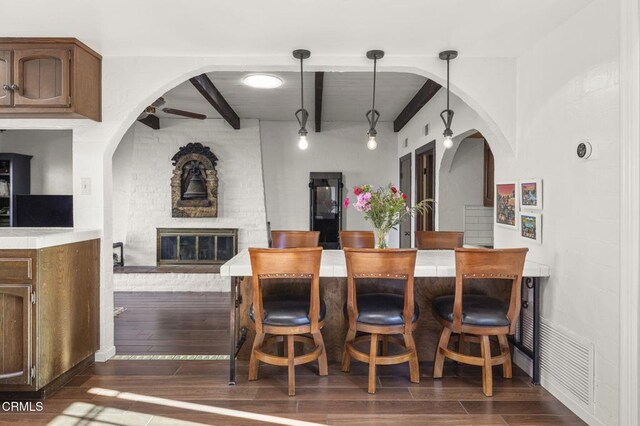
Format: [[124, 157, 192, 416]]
[[342, 248, 420, 393], [432, 248, 528, 396], [248, 247, 328, 396], [415, 231, 464, 250], [271, 230, 320, 248], [339, 231, 374, 249]]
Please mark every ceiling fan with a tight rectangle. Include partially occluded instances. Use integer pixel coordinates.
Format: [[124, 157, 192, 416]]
[[137, 97, 207, 129]]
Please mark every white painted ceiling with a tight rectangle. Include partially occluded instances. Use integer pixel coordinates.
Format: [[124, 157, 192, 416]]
[[155, 71, 429, 122], [3, 0, 592, 57]]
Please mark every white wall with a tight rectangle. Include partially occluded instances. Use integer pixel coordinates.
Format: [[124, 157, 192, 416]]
[[0, 130, 73, 195], [261, 121, 399, 246], [397, 1, 620, 424], [502, 1, 620, 424], [438, 137, 485, 232], [112, 119, 268, 267]]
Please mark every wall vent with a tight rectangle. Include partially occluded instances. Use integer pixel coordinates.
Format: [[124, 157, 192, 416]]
[[424, 123, 429, 136], [517, 308, 595, 409]]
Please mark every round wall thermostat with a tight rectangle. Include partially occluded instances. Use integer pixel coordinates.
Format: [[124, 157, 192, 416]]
[[577, 141, 592, 159]]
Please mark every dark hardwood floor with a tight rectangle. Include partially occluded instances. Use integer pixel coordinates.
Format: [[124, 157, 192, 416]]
[[114, 292, 230, 355], [0, 292, 585, 425], [1, 360, 585, 425]]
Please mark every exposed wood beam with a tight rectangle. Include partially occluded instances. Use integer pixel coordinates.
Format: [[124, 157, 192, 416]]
[[138, 114, 160, 130], [162, 108, 206, 120], [189, 74, 240, 129], [315, 72, 324, 132], [393, 80, 441, 132]]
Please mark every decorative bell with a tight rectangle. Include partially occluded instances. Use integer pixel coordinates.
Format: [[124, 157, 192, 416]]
[[183, 168, 207, 199]]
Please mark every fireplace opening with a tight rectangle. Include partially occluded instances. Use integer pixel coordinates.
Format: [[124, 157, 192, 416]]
[[157, 228, 238, 265]]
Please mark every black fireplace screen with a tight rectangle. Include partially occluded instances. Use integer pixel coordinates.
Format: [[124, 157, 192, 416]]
[[157, 228, 238, 265]]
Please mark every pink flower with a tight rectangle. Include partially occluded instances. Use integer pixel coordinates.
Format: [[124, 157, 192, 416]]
[[343, 197, 350, 209], [362, 192, 372, 202], [391, 187, 398, 193], [353, 186, 362, 196]]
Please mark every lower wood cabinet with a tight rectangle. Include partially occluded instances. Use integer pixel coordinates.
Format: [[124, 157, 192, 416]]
[[0, 284, 32, 386], [0, 239, 99, 394]]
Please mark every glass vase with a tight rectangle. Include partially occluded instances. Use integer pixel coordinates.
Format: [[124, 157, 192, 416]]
[[374, 228, 390, 249]]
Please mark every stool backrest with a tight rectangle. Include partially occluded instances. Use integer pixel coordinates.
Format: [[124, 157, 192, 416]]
[[271, 231, 320, 248], [343, 248, 418, 333], [249, 247, 323, 333], [454, 248, 528, 334], [415, 231, 464, 250], [340, 231, 374, 249]]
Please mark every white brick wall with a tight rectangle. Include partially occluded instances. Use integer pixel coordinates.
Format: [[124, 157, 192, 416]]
[[463, 205, 494, 247], [112, 118, 268, 289], [113, 273, 228, 292]]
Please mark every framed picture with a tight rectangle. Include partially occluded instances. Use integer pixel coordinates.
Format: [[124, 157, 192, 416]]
[[495, 182, 518, 229], [520, 212, 542, 243], [520, 179, 543, 210]]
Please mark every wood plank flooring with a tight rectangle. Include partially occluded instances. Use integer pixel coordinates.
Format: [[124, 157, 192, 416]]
[[0, 292, 585, 425], [0, 360, 585, 425], [114, 292, 229, 355]]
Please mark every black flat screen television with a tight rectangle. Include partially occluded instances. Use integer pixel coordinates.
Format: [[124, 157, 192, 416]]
[[14, 195, 74, 227]]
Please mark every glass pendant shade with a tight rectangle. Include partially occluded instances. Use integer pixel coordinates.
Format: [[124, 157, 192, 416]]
[[298, 133, 309, 150]]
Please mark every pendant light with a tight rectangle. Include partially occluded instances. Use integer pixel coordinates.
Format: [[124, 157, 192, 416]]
[[439, 50, 458, 150], [365, 50, 384, 150], [293, 49, 311, 150]]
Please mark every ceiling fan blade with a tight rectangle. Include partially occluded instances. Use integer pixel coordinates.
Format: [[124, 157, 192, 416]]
[[162, 108, 206, 120], [152, 97, 166, 108], [138, 114, 160, 130]]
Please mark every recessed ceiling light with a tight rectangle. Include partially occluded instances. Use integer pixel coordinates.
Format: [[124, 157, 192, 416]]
[[242, 74, 283, 89]]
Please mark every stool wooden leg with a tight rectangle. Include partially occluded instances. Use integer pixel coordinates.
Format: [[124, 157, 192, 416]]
[[433, 327, 451, 379], [403, 333, 420, 384], [287, 335, 295, 396], [480, 335, 493, 397], [458, 333, 467, 355], [497, 334, 512, 379], [342, 329, 356, 373], [381, 335, 389, 356], [368, 333, 378, 394], [249, 332, 265, 381], [312, 331, 328, 376]]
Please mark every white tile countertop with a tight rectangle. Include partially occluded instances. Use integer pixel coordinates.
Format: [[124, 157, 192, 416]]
[[220, 249, 551, 278], [0, 228, 102, 249]]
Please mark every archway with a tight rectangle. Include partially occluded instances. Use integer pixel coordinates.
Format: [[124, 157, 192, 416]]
[[438, 130, 494, 247], [96, 57, 516, 360]]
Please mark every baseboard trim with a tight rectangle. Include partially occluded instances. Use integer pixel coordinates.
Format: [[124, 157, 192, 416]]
[[95, 345, 116, 362]]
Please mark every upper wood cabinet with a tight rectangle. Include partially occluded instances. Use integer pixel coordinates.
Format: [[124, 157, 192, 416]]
[[0, 38, 101, 121]]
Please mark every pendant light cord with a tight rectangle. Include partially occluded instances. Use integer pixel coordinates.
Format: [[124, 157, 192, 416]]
[[371, 56, 377, 115], [446, 57, 450, 111], [300, 57, 304, 110]]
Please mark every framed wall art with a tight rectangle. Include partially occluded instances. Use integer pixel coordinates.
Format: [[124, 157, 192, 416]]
[[520, 178, 542, 210], [520, 212, 542, 243], [495, 182, 518, 229]]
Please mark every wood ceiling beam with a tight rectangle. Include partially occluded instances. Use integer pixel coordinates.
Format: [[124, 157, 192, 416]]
[[315, 72, 324, 133], [393, 80, 441, 132], [189, 74, 240, 129], [138, 114, 160, 130]]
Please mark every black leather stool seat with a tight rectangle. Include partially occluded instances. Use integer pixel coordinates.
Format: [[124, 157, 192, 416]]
[[250, 295, 326, 327], [344, 293, 419, 326], [433, 294, 510, 327]]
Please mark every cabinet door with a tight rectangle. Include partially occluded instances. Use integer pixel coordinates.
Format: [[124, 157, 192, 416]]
[[0, 285, 32, 385], [13, 49, 70, 107], [0, 51, 11, 107]]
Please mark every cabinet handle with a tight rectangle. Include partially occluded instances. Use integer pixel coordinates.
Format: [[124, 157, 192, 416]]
[[2, 84, 10, 91], [9, 84, 18, 91], [2, 84, 18, 91]]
